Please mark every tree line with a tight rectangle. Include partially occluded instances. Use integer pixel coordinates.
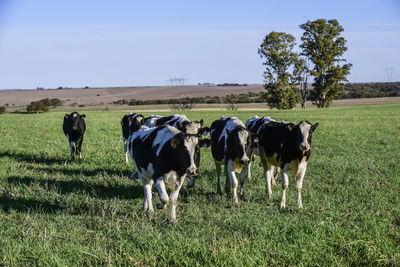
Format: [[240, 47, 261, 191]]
[[259, 18, 352, 109]]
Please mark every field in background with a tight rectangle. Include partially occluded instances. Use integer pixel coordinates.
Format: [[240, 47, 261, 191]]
[[0, 105, 399, 265]]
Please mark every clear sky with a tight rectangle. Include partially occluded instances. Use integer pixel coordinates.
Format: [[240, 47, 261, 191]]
[[0, 0, 399, 89]]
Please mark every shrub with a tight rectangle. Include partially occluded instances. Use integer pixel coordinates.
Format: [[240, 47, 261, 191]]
[[0, 106, 6, 114], [26, 101, 49, 113]]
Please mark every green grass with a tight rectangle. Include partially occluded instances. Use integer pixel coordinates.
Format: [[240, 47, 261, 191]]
[[1, 105, 400, 265]]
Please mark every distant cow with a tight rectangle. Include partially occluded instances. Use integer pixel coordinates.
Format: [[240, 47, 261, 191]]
[[245, 115, 280, 185], [210, 117, 257, 205], [257, 120, 318, 208], [143, 114, 210, 189], [121, 113, 145, 163], [63, 112, 86, 160], [130, 125, 210, 222]]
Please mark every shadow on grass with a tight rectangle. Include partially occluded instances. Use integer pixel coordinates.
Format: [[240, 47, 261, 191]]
[[0, 151, 67, 165], [6, 175, 143, 200], [0, 195, 62, 214]]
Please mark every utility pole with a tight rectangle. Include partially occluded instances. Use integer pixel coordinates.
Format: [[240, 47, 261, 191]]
[[167, 77, 187, 98]]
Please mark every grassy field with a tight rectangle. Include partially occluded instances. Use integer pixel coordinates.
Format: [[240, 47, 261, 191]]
[[0, 105, 399, 265]]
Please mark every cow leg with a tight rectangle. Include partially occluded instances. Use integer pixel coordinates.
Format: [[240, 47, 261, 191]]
[[155, 178, 169, 210], [227, 160, 239, 205], [247, 161, 251, 180], [169, 176, 185, 223], [272, 167, 280, 186], [280, 165, 289, 209], [224, 163, 231, 194], [123, 139, 129, 164], [265, 166, 275, 199], [69, 140, 75, 160], [142, 179, 154, 217], [296, 163, 307, 208], [187, 176, 196, 188], [215, 161, 223, 195], [238, 165, 248, 198], [77, 136, 84, 159]]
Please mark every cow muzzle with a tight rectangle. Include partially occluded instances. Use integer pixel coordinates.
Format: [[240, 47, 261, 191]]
[[239, 158, 250, 165], [187, 167, 198, 176], [300, 143, 310, 152]]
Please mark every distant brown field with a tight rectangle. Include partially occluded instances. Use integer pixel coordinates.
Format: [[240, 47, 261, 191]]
[[1, 85, 399, 110], [0, 85, 264, 107]]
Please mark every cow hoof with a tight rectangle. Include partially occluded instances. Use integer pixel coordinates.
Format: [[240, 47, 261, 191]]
[[169, 218, 177, 224], [157, 202, 167, 210], [147, 212, 154, 220], [187, 179, 195, 188], [268, 194, 272, 199], [280, 202, 286, 209]]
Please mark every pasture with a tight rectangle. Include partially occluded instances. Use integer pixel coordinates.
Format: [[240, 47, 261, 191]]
[[0, 105, 399, 265]]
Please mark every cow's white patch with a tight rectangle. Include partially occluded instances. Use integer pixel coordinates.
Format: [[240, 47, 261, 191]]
[[73, 113, 78, 118], [219, 117, 245, 146], [184, 135, 199, 172], [184, 122, 201, 134], [299, 122, 311, 150], [130, 125, 156, 143], [245, 116, 274, 133], [238, 130, 250, 163], [153, 126, 181, 156], [144, 115, 163, 127]]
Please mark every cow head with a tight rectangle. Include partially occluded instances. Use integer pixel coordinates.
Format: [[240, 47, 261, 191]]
[[176, 119, 210, 136], [170, 133, 211, 176], [128, 114, 145, 135], [226, 127, 257, 165], [287, 121, 319, 153], [64, 112, 85, 132]]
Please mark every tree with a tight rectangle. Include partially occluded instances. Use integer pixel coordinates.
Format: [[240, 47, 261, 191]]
[[50, 98, 62, 108], [258, 31, 301, 109], [300, 19, 352, 108], [26, 101, 49, 113], [293, 57, 310, 109]]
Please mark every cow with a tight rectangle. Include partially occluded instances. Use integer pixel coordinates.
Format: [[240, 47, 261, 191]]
[[121, 113, 145, 163], [143, 114, 210, 189], [210, 117, 257, 205], [245, 115, 280, 185], [130, 125, 210, 222], [257, 120, 319, 208], [63, 112, 86, 160]]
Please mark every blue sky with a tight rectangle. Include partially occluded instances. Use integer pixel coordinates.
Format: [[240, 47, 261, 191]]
[[0, 0, 399, 89]]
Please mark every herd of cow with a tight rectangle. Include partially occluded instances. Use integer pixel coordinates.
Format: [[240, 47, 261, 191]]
[[63, 112, 319, 222]]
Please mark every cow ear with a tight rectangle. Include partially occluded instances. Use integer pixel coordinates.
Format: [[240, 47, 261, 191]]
[[311, 122, 319, 132], [225, 129, 232, 135], [64, 114, 69, 119], [80, 114, 86, 119], [287, 123, 296, 131], [200, 127, 210, 136], [170, 136, 182, 149], [199, 119, 204, 127], [200, 138, 211, 148]]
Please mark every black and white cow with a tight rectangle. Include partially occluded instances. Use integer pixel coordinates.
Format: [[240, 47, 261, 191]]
[[121, 113, 145, 163], [130, 125, 210, 222], [257, 120, 319, 208], [245, 115, 280, 184], [143, 114, 210, 188], [63, 112, 86, 160], [210, 117, 257, 205]]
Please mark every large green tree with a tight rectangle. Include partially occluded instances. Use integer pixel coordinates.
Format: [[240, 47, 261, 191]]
[[300, 19, 352, 108], [258, 31, 300, 109]]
